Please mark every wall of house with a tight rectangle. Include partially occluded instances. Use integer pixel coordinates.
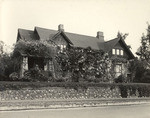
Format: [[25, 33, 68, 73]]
[[109, 41, 131, 78], [53, 34, 68, 47], [113, 41, 129, 59], [122, 62, 129, 77]]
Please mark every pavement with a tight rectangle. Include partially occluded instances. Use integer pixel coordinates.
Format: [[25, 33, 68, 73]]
[[0, 103, 150, 118], [0, 98, 150, 111]]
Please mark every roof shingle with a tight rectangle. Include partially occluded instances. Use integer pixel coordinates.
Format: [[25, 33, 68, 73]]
[[17, 26, 134, 59]]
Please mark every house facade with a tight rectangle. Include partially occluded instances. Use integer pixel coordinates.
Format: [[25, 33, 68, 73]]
[[16, 24, 134, 78]]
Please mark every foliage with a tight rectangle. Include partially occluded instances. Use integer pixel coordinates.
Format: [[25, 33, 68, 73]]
[[22, 67, 52, 82], [111, 56, 127, 63], [1, 81, 150, 98], [0, 40, 4, 56], [117, 31, 129, 40], [130, 59, 148, 83], [114, 75, 128, 98], [13, 39, 57, 58], [0, 40, 20, 81], [136, 24, 150, 68], [115, 75, 127, 83], [9, 72, 19, 81], [55, 47, 113, 82], [130, 24, 150, 83]]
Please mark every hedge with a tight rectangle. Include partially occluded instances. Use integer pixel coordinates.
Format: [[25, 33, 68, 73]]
[[1, 81, 150, 98], [0, 81, 150, 90]]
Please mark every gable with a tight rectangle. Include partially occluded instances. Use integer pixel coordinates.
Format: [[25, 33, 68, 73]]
[[35, 27, 104, 50], [65, 32, 105, 50], [113, 41, 129, 59], [52, 34, 68, 47], [17, 29, 39, 42], [110, 39, 134, 59], [35, 27, 58, 40], [16, 26, 134, 59]]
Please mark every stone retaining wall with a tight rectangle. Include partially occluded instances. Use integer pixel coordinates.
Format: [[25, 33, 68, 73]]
[[0, 87, 121, 101]]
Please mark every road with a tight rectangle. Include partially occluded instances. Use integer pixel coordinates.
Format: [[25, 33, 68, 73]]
[[0, 104, 150, 118]]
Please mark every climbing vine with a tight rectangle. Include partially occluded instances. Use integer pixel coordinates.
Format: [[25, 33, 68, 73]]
[[55, 47, 114, 82]]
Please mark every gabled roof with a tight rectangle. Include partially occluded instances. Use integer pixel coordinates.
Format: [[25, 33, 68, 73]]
[[35, 27, 104, 50], [105, 38, 120, 52], [64, 32, 104, 50], [105, 38, 134, 59], [51, 31, 73, 45], [18, 29, 37, 41], [35, 27, 58, 40], [119, 38, 135, 59], [17, 26, 134, 59]]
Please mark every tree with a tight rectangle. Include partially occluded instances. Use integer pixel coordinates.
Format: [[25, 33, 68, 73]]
[[117, 31, 129, 40], [0, 41, 14, 80], [134, 24, 150, 83], [0, 40, 4, 57], [136, 24, 150, 68]]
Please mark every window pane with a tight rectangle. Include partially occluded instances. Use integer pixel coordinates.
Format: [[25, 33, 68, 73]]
[[117, 49, 120, 55], [60, 45, 63, 50], [49, 60, 54, 71], [115, 64, 122, 73], [112, 49, 115, 54], [121, 50, 123, 55]]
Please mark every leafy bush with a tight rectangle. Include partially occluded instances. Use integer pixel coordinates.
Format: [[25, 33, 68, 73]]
[[55, 47, 113, 82], [22, 68, 51, 82], [9, 72, 19, 81], [115, 75, 127, 83], [141, 69, 150, 83], [14, 40, 57, 58], [0, 74, 8, 81], [115, 75, 128, 98]]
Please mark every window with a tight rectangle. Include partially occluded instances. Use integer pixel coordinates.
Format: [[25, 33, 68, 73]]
[[120, 50, 123, 55], [112, 49, 124, 56], [49, 60, 54, 71], [115, 64, 122, 77], [58, 44, 66, 52], [117, 49, 120, 55], [112, 49, 115, 55]]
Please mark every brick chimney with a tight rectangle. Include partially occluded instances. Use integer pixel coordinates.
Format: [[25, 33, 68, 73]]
[[58, 24, 64, 31], [97, 31, 104, 42]]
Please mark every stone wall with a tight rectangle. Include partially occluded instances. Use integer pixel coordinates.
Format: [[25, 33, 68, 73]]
[[0, 87, 121, 101]]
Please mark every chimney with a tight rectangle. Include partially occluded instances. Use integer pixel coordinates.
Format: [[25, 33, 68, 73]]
[[96, 31, 104, 42], [58, 24, 64, 31]]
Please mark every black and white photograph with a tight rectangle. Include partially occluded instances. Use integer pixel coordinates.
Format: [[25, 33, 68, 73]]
[[0, 0, 150, 118]]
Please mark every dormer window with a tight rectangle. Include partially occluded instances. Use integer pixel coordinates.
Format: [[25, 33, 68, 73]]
[[116, 49, 120, 55], [112, 49, 115, 55], [58, 44, 66, 51], [112, 49, 124, 56], [120, 50, 123, 56]]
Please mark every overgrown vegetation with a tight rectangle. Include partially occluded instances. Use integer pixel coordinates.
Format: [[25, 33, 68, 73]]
[[0, 81, 150, 98], [55, 46, 113, 83], [0, 41, 20, 81], [128, 24, 150, 83], [13, 39, 57, 58]]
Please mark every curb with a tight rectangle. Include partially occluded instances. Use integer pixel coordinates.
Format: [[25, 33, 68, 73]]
[[1, 98, 150, 111]]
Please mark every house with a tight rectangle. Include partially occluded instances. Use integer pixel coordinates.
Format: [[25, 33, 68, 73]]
[[16, 24, 134, 78]]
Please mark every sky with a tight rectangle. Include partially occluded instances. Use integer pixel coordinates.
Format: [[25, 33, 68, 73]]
[[0, 0, 150, 55]]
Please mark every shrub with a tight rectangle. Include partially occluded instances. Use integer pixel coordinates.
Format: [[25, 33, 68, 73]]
[[22, 68, 50, 82], [9, 72, 19, 81], [115, 75, 127, 83], [0, 74, 9, 81], [115, 75, 128, 98], [55, 47, 113, 83]]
